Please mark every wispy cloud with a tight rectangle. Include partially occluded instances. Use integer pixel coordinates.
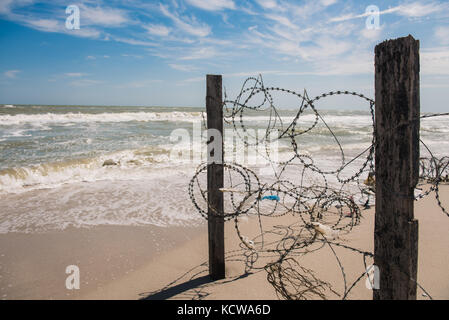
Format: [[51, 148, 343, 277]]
[[115, 79, 163, 89], [395, 1, 446, 17], [179, 47, 218, 60], [435, 26, 449, 45], [122, 54, 144, 59], [265, 14, 298, 29], [113, 37, 155, 47], [185, 0, 236, 11], [421, 47, 449, 75], [0, 1, 135, 42], [330, 1, 447, 22], [64, 73, 87, 77], [320, 0, 338, 6], [255, 0, 279, 10], [79, 4, 130, 27], [70, 79, 103, 87], [0, 0, 33, 15], [179, 76, 203, 84], [144, 24, 171, 37], [3, 69, 21, 78], [23, 18, 102, 39], [160, 4, 211, 37], [26, 18, 60, 32], [169, 64, 198, 72]]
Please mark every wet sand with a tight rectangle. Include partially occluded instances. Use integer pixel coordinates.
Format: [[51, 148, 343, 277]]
[[1, 186, 448, 300], [83, 185, 449, 300], [0, 224, 205, 299]]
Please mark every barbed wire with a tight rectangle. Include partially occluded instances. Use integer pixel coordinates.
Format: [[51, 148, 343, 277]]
[[189, 74, 448, 300]]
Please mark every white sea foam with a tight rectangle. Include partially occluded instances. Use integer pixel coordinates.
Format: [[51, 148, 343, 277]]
[[0, 146, 197, 194], [225, 113, 373, 126], [0, 176, 204, 233], [0, 109, 447, 233], [0, 111, 206, 126], [1, 130, 30, 138], [0, 111, 377, 128]]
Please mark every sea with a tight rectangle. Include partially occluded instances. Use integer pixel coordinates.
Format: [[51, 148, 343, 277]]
[[1, 104, 448, 233]]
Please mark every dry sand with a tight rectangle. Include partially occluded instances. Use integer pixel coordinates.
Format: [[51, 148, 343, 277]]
[[1, 186, 448, 300]]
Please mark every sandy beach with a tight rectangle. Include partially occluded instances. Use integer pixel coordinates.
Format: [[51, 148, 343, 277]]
[[2, 0, 449, 305], [0, 224, 205, 299], [1, 185, 447, 300]]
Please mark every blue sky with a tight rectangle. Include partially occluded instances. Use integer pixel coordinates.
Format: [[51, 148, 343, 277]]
[[0, 0, 448, 111]]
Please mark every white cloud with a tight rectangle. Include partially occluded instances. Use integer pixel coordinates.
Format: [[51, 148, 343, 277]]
[[255, 0, 278, 9], [421, 47, 449, 75], [0, 0, 13, 14], [113, 37, 155, 46], [70, 28, 102, 39], [122, 54, 143, 59], [288, 0, 336, 19], [0, 3, 118, 39], [70, 79, 103, 86], [265, 14, 298, 29], [26, 18, 60, 33], [0, 0, 33, 15], [179, 47, 218, 60], [144, 24, 171, 37], [4, 70, 21, 78], [84, 54, 110, 60], [79, 5, 130, 27], [320, 0, 338, 6], [395, 1, 445, 17], [160, 4, 211, 37], [435, 26, 449, 45], [248, 22, 352, 61], [360, 25, 384, 41], [64, 73, 86, 77], [331, 1, 447, 22], [10, 15, 101, 39], [313, 52, 373, 76], [169, 64, 197, 72], [116, 79, 163, 88], [186, 0, 235, 11], [179, 76, 203, 84]]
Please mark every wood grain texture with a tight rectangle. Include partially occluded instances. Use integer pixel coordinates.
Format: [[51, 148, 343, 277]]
[[206, 74, 225, 280], [373, 35, 420, 300]]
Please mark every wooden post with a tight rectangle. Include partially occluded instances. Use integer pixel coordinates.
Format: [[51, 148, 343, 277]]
[[206, 74, 225, 280], [374, 35, 420, 300]]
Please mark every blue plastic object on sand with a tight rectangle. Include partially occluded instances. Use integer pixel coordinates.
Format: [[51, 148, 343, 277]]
[[261, 195, 280, 201]]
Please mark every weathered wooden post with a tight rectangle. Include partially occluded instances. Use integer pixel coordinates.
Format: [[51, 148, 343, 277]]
[[206, 74, 225, 280], [374, 35, 420, 300]]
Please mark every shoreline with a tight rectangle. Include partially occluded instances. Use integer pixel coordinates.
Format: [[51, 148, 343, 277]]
[[0, 224, 205, 300], [1, 185, 448, 300], [83, 185, 449, 300]]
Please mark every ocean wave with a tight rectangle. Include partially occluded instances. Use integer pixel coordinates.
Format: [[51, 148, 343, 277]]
[[0, 110, 377, 128], [0, 111, 206, 126], [0, 142, 317, 194], [0, 149, 151, 193], [0, 143, 211, 194], [225, 114, 373, 127], [0, 177, 204, 233], [1, 129, 32, 138]]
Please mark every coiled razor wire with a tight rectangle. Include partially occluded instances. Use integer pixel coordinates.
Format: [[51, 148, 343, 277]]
[[188, 75, 449, 300]]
